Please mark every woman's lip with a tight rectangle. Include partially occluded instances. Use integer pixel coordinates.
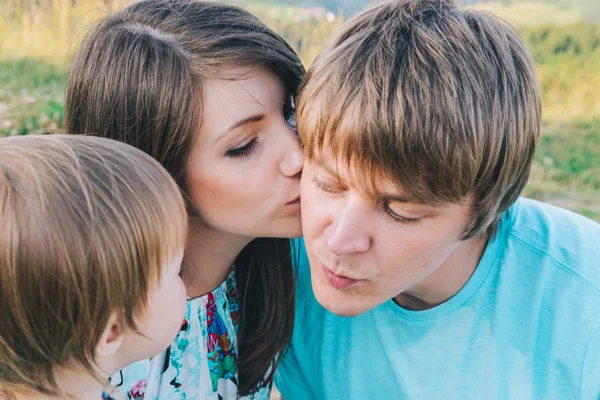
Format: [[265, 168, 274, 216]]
[[322, 265, 362, 290], [286, 196, 301, 205]]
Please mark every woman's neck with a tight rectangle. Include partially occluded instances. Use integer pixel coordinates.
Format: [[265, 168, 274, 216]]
[[182, 220, 253, 298]]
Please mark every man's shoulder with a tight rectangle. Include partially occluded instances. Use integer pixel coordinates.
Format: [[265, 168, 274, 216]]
[[506, 198, 600, 293]]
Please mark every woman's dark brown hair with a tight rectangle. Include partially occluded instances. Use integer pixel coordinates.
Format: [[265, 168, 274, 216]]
[[65, 0, 304, 395]]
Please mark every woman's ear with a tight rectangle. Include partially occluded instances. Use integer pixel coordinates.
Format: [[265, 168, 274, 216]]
[[95, 313, 124, 358]]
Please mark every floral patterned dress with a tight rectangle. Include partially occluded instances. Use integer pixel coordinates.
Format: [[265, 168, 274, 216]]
[[103, 268, 271, 400]]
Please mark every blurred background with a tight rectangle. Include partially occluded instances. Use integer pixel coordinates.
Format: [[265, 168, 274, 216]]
[[1, 0, 599, 220]]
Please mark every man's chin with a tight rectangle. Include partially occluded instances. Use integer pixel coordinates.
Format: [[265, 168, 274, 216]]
[[312, 284, 373, 317]]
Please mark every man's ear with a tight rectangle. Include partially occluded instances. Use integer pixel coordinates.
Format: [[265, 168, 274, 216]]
[[95, 313, 124, 357]]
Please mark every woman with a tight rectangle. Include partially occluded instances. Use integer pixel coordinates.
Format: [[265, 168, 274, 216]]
[[65, 1, 304, 398]]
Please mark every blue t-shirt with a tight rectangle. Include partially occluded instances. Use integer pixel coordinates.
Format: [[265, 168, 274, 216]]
[[275, 198, 600, 399]]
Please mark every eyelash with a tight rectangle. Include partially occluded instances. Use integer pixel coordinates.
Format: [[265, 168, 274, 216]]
[[311, 176, 343, 193], [313, 176, 421, 224], [224, 99, 295, 159], [383, 202, 421, 224], [225, 137, 258, 159]]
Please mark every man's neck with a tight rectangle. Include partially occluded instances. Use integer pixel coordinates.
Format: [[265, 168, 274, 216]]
[[394, 236, 488, 311], [182, 220, 253, 299]]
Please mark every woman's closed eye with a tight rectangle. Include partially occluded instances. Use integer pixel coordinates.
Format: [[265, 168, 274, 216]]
[[225, 137, 258, 158]]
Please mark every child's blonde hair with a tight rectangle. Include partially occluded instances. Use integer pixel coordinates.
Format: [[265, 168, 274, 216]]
[[0, 134, 187, 396]]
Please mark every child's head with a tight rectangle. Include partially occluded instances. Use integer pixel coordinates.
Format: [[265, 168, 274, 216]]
[[0, 134, 187, 397], [298, 0, 541, 316], [65, 0, 303, 394]]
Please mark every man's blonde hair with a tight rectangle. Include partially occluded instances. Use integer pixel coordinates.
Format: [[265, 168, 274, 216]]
[[0, 134, 187, 396], [299, 0, 541, 238]]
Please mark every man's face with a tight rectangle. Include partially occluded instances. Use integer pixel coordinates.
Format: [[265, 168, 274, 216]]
[[301, 148, 476, 316]]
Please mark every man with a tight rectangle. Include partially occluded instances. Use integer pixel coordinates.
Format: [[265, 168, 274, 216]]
[[275, 0, 600, 398]]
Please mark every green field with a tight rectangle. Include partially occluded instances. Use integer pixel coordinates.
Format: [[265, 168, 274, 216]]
[[1, 0, 599, 221], [470, 0, 600, 26]]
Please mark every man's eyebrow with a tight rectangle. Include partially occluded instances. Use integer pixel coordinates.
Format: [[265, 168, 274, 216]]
[[311, 155, 342, 180], [379, 194, 424, 204], [379, 191, 437, 206]]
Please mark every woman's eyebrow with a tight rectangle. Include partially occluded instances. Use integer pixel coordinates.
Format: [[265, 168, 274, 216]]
[[213, 114, 265, 146], [228, 114, 265, 132]]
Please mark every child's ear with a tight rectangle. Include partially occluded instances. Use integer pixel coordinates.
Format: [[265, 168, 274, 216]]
[[96, 313, 124, 357]]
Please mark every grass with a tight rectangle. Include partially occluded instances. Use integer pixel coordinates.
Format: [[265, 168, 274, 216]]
[[229, 0, 309, 22], [0, 59, 67, 135], [526, 121, 600, 220], [468, 0, 600, 27], [0, 0, 130, 63]]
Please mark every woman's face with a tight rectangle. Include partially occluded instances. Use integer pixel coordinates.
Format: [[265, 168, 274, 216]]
[[186, 67, 303, 239]]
